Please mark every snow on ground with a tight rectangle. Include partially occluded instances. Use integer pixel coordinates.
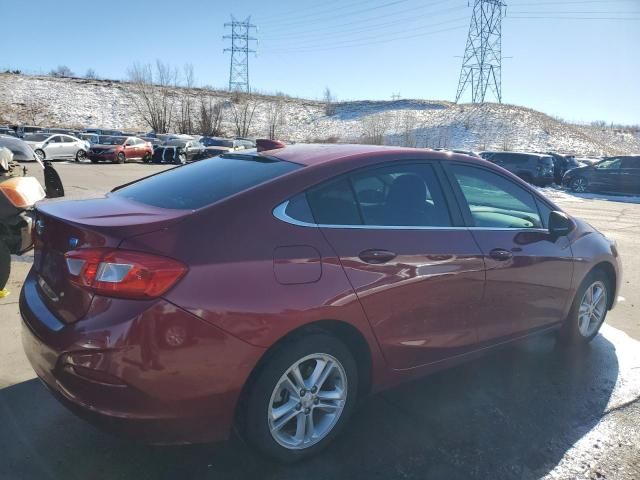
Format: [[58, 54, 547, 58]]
[[2, 73, 639, 156], [543, 325, 640, 480], [537, 185, 640, 204]]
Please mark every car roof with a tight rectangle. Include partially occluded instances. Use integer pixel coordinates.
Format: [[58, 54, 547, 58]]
[[265, 144, 476, 167]]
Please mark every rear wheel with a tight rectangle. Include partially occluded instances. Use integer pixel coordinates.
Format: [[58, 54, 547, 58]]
[[559, 270, 610, 345], [570, 176, 588, 193], [243, 333, 357, 463], [0, 242, 10, 291]]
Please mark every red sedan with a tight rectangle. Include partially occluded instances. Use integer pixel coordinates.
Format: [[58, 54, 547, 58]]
[[87, 136, 153, 164], [20, 143, 620, 462]]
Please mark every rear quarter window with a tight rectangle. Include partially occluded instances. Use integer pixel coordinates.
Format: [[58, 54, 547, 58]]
[[112, 155, 301, 210]]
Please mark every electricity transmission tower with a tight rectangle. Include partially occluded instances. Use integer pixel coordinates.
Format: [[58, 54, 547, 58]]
[[455, 0, 506, 104], [223, 16, 257, 92]]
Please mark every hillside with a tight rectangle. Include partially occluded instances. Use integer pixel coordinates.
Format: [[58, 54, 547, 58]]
[[1, 73, 638, 156]]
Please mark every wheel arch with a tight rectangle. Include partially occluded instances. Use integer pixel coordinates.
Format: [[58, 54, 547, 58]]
[[592, 261, 617, 310]]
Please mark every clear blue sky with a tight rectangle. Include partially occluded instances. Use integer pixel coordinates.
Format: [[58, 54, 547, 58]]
[[3, 0, 639, 124]]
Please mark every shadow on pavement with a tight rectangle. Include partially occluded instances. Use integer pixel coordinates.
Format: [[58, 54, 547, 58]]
[[0, 333, 618, 480]]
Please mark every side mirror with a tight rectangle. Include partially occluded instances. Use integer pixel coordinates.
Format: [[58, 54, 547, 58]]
[[549, 211, 574, 239]]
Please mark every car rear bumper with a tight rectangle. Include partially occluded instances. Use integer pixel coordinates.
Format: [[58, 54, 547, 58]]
[[19, 268, 264, 444]]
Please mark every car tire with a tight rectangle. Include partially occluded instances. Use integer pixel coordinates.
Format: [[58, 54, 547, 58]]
[[558, 269, 610, 345], [570, 177, 588, 193], [34, 149, 45, 161], [0, 241, 10, 291], [115, 152, 126, 164], [143, 153, 152, 163], [243, 333, 358, 463], [75, 150, 86, 162]]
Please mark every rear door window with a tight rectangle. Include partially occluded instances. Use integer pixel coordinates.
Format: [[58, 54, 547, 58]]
[[112, 155, 301, 210]]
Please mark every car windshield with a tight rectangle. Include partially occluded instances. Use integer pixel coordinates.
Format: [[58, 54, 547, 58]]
[[23, 133, 50, 142], [112, 154, 302, 210], [164, 139, 189, 147], [100, 136, 126, 145]]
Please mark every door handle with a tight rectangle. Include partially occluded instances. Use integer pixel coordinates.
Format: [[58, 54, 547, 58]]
[[489, 248, 513, 261], [358, 249, 397, 264]]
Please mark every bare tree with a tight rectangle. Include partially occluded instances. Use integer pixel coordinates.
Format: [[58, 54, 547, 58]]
[[127, 61, 178, 133], [230, 93, 259, 138], [197, 95, 225, 136], [398, 110, 418, 147], [176, 64, 196, 134], [84, 68, 97, 79], [323, 87, 336, 116], [49, 65, 74, 77], [266, 98, 286, 139], [361, 112, 391, 145], [22, 100, 46, 125]]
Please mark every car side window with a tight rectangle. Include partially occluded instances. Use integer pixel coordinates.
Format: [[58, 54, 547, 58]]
[[62, 136, 74, 143], [450, 164, 543, 229], [596, 158, 622, 170], [50, 136, 62, 143], [350, 163, 452, 227], [307, 177, 362, 225], [622, 157, 640, 169]]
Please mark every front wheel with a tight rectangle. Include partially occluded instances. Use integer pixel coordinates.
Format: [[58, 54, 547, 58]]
[[559, 270, 610, 345], [34, 149, 45, 161], [115, 152, 126, 164], [243, 333, 358, 463], [0, 242, 10, 291], [570, 176, 588, 193], [75, 149, 86, 162]]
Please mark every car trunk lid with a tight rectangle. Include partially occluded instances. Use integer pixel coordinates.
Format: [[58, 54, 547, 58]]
[[33, 196, 187, 323]]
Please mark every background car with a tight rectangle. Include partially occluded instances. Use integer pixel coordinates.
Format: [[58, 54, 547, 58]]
[[0, 135, 39, 161], [16, 125, 44, 138], [152, 139, 207, 164], [88, 136, 153, 163], [22, 133, 89, 161], [21, 144, 619, 463], [0, 126, 18, 138], [563, 155, 640, 194], [479, 151, 555, 185]]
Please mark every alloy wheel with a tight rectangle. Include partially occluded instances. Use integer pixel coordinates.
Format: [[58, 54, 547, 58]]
[[571, 177, 587, 193], [578, 280, 607, 337], [268, 353, 347, 450]]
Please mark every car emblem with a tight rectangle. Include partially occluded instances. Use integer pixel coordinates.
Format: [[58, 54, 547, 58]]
[[69, 237, 79, 249], [35, 219, 45, 236]]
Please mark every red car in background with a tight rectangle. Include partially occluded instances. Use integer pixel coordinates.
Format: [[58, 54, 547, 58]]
[[20, 143, 620, 462], [88, 136, 153, 163]]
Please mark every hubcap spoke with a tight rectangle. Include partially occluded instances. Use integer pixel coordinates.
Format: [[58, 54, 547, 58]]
[[317, 386, 345, 401], [271, 408, 301, 433]]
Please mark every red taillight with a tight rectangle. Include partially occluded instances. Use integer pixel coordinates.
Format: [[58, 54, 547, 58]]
[[64, 248, 187, 299]]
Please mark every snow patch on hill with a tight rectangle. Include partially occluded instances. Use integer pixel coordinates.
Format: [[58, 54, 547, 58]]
[[1, 73, 639, 156]]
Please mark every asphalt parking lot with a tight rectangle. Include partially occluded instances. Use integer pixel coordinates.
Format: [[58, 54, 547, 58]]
[[1, 162, 639, 480]]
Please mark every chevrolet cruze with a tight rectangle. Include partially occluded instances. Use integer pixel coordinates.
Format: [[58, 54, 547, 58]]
[[20, 143, 620, 462]]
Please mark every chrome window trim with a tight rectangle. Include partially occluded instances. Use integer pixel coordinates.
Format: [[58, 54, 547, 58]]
[[273, 201, 548, 233]]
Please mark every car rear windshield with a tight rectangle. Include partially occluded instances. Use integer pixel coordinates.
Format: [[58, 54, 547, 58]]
[[100, 136, 126, 145], [111, 154, 302, 210]]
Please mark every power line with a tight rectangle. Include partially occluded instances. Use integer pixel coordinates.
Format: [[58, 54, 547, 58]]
[[259, 0, 413, 27], [509, 10, 640, 14], [262, 15, 468, 50], [509, 16, 640, 20], [260, 0, 457, 38], [261, 24, 467, 55]]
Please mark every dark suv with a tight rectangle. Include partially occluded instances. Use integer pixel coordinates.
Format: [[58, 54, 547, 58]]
[[479, 151, 555, 186], [562, 155, 640, 194]]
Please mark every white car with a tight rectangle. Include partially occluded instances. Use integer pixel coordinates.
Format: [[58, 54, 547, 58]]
[[23, 133, 90, 161]]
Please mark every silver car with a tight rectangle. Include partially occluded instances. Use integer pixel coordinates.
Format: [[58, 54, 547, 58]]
[[23, 133, 90, 161]]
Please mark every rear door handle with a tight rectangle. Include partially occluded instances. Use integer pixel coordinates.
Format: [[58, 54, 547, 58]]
[[489, 248, 513, 261], [358, 249, 397, 264]]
